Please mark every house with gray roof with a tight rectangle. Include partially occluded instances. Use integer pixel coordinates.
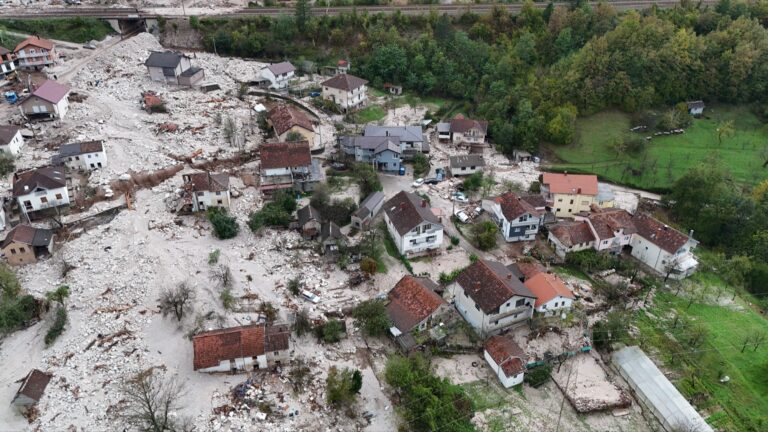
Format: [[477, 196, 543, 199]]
[[351, 191, 385, 229], [321, 74, 368, 110], [1, 224, 53, 266], [53, 140, 106, 171], [297, 205, 322, 239], [13, 166, 69, 217], [261, 61, 296, 90], [363, 125, 428, 159], [383, 191, 443, 257], [338, 135, 402, 172], [144, 51, 204, 86], [320, 221, 346, 255], [449, 154, 485, 177]]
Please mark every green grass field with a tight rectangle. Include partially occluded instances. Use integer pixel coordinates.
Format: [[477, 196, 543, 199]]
[[352, 105, 386, 124], [635, 287, 768, 432], [546, 106, 768, 191], [0, 18, 114, 44]]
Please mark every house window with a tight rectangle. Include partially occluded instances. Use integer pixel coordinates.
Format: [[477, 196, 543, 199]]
[[493, 320, 499, 325], [40, 197, 48, 203], [603, 240, 608, 245], [543, 304, 547, 309], [570, 199, 574, 204], [197, 192, 204, 196], [556, 208, 561, 213], [519, 215, 528, 222], [558, 198, 563, 202], [55, 193, 63, 200], [515, 299, 524, 307], [426, 235, 436, 243], [506, 302, 510, 307], [19, 247, 25, 253], [10, 249, 16, 255], [88, 155, 92, 158], [75, 156, 79, 160], [274, 351, 278, 356], [475, 303, 480, 311], [423, 224, 431, 231], [217, 200, 223, 205], [410, 239, 417, 245], [216, 191, 221, 196]]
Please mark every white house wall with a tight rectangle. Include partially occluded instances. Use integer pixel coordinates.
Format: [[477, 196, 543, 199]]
[[450, 281, 533, 336], [536, 296, 573, 316], [17, 186, 70, 213], [192, 190, 231, 212], [483, 350, 524, 388], [0, 131, 23, 155], [63, 150, 107, 171]]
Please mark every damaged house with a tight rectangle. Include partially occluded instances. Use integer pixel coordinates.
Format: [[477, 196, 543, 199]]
[[484, 335, 527, 388], [52, 140, 107, 171], [259, 141, 321, 193], [19, 80, 70, 121], [1, 224, 54, 266], [267, 104, 315, 144], [386, 275, 449, 338], [144, 51, 205, 86], [296, 205, 322, 240], [178, 170, 231, 213], [261, 61, 295, 90], [320, 221, 346, 255], [351, 191, 385, 229], [193, 324, 290, 373], [11, 369, 52, 411], [0, 125, 23, 156], [13, 166, 70, 218]]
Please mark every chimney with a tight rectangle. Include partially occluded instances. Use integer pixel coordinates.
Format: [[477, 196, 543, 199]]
[[577, 188, 582, 194], [688, 229, 694, 238], [421, 199, 427, 208]]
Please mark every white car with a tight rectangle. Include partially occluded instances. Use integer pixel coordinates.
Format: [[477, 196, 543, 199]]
[[301, 290, 320, 304], [412, 178, 424, 187], [452, 194, 469, 203], [455, 211, 470, 223]]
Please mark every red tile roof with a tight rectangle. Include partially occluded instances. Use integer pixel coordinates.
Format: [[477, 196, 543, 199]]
[[455, 260, 535, 314], [632, 213, 692, 254], [494, 192, 540, 221], [14, 36, 54, 53], [387, 276, 445, 332], [450, 115, 488, 134], [549, 221, 595, 247], [542, 173, 598, 196], [514, 261, 546, 280], [524, 273, 574, 307], [260, 141, 311, 169], [1, 224, 53, 249], [587, 208, 637, 240], [267, 104, 314, 136], [322, 73, 368, 91], [185, 172, 229, 193], [485, 335, 526, 377], [193, 325, 265, 370], [13, 369, 52, 404]]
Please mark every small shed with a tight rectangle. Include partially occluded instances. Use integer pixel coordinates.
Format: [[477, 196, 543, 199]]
[[513, 149, 532, 163], [383, 83, 403, 95], [297, 205, 321, 240], [178, 67, 205, 86], [11, 369, 52, 410], [351, 191, 385, 229], [686, 100, 705, 116]]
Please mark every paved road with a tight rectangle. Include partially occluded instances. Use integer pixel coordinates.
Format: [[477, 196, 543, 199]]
[[0, 0, 719, 20]]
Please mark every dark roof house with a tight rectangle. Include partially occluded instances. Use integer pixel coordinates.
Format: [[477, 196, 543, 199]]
[[13, 167, 66, 197], [455, 259, 536, 314], [0, 125, 20, 145], [450, 115, 488, 134], [387, 275, 445, 333], [383, 191, 441, 236], [297, 205, 321, 227], [266, 61, 296, 75], [260, 141, 311, 170], [53, 140, 104, 165], [267, 105, 314, 136], [354, 191, 385, 221], [11, 369, 52, 407], [322, 73, 368, 91], [144, 51, 189, 68], [1, 225, 53, 250], [449, 155, 485, 169], [185, 172, 230, 193]]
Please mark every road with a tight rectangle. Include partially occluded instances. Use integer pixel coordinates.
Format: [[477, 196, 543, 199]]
[[0, 0, 719, 20]]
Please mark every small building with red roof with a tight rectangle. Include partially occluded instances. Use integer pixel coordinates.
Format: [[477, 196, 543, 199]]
[[386, 275, 449, 335], [484, 335, 527, 387], [523, 272, 575, 316], [19, 80, 70, 120], [547, 220, 596, 258], [193, 324, 290, 373], [541, 172, 599, 217]]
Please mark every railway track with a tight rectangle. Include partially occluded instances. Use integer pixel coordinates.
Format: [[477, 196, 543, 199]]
[[0, 0, 719, 20]]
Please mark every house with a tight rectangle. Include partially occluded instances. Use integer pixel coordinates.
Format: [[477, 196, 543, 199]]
[[267, 104, 315, 144], [383, 191, 443, 257], [383, 83, 403, 95], [11, 369, 52, 411], [387, 275, 449, 336], [575, 208, 635, 254], [484, 192, 542, 243], [297, 205, 322, 240], [336, 59, 350, 74], [541, 172, 599, 217], [363, 125, 428, 159], [484, 335, 527, 388], [351, 191, 385, 229], [0, 46, 16, 78], [687, 100, 705, 116], [1, 225, 53, 266], [192, 324, 290, 373], [144, 51, 204, 86], [446, 259, 536, 336], [547, 221, 596, 258], [259, 141, 321, 193], [19, 80, 70, 120], [629, 213, 698, 279], [180, 171, 231, 212], [14, 36, 56, 70], [436, 122, 451, 142], [321, 74, 368, 111], [320, 221, 345, 255], [449, 155, 485, 177], [0, 125, 23, 155], [53, 140, 107, 171], [338, 135, 402, 171], [261, 61, 296, 90], [13, 167, 69, 216], [524, 272, 575, 316], [448, 115, 488, 145], [512, 149, 533, 163]]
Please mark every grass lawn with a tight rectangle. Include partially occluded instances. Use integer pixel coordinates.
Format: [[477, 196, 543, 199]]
[[0, 18, 114, 44], [634, 288, 768, 432], [546, 106, 768, 191], [352, 105, 386, 124], [461, 380, 508, 411]]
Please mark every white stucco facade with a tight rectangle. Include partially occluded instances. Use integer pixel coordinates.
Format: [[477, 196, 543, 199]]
[[0, 129, 23, 156], [61, 150, 107, 171], [192, 190, 231, 212], [447, 282, 534, 337], [384, 216, 443, 256], [17, 186, 70, 214], [535, 296, 573, 316], [197, 354, 267, 373], [484, 350, 524, 387], [547, 231, 594, 258], [630, 235, 698, 280], [322, 84, 367, 110], [262, 68, 294, 89]]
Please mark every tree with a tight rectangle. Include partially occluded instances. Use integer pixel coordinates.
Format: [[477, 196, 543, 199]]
[[121, 370, 189, 432], [293, 308, 312, 336], [285, 131, 305, 142], [592, 311, 628, 351], [210, 265, 233, 289], [207, 207, 239, 239], [411, 152, 430, 177], [295, 0, 311, 33], [352, 299, 390, 336], [360, 257, 378, 275], [471, 220, 499, 250], [546, 104, 578, 145], [0, 153, 15, 177], [159, 282, 195, 322], [0, 263, 21, 300], [326, 366, 359, 409], [287, 277, 301, 296], [44, 306, 67, 346], [45, 284, 70, 306], [317, 319, 344, 343], [716, 120, 734, 145], [352, 163, 382, 197]]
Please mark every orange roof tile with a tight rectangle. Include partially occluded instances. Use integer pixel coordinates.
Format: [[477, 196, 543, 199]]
[[485, 335, 526, 377], [524, 273, 574, 307], [542, 173, 598, 196], [192, 325, 265, 370], [387, 276, 444, 332]]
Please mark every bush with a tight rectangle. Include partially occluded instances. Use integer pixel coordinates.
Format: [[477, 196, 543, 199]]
[[471, 220, 499, 250], [360, 257, 378, 275], [287, 277, 301, 295], [0, 294, 39, 334], [220, 289, 235, 310], [293, 309, 312, 336], [326, 366, 360, 409], [592, 311, 628, 351], [565, 249, 618, 273], [207, 207, 239, 239], [351, 163, 382, 197], [208, 249, 221, 265], [450, 235, 460, 246], [0, 263, 21, 299], [411, 152, 430, 177], [44, 307, 67, 346], [528, 181, 541, 194], [352, 299, 390, 336], [315, 319, 344, 343], [248, 190, 296, 231], [524, 364, 552, 387], [0, 153, 16, 177], [462, 171, 484, 192]]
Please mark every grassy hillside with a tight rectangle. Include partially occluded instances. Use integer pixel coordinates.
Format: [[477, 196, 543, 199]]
[[0, 18, 113, 44], [546, 107, 768, 191]]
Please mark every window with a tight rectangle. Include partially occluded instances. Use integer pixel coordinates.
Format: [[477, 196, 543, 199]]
[[556, 208, 561, 213], [542, 304, 547, 309], [475, 303, 480, 311], [506, 302, 510, 307], [470, 166, 476, 169], [423, 224, 431, 231], [493, 320, 498, 325], [40, 197, 48, 203], [197, 191, 204, 196], [519, 215, 528, 222], [274, 351, 278, 356], [426, 235, 436, 243], [88, 154, 92, 158], [10, 249, 16, 255], [570, 199, 574, 204], [557, 198, 563, 202], [216, 191, 221, 196], [75, 156, 80, 160], [515, 299, 525, 307], [55, 193, 63, 200], [217, 200, 223, 205], [603, 240, 608, 245]]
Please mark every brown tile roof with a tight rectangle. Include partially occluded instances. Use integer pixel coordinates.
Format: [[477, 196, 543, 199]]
[[57, 140, 104, 159], [0, 125, 20, 145], [450, 115, 488, 134], [548, 221, 595, 247], [387, 276, 445, 332], [13, 369, 52, 404], [0, 46, 10, 56], [383, 191, 441, 236], [524, 273, 574, 307], [186, 172, 229, 193], [456, 260, 535, 314], [587, 208, 636, 240], [30, 80, 70, 104], [1, 225, 53, 249], [14, 36, 54, 52], [322, 73, 368, 91], [632, 213, 691, 254], [493, 192, 540, 221], [193, 325, 266, 370], [542, 173, 598, 196], [265, 324, 290, 352], [267, 104, 313, 136], [13, 167, 66, 197], [485, 335, 526, 377], [513, 261, 546, 280], [297, 205, 321, 227], [260, 141, 311, 170], [520, 194, 547, 209], [266, 61, 295, 75]]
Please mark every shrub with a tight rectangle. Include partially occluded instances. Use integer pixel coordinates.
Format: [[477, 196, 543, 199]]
[[471, 220, 499, 250], [360, 257, 378, 275], [450, 235, 460, 246], [293, 309, 312, 336], [524, 364, 552, 388], [208, 249, 221, 265], [411, 152, 430, 177], [0, 153, 16, 177], [0, 294, 39, 334], [352, 299, 390, 336], [207, 207, 239, 239], [220, 289, 235, 310], [326, 366, 360, 409], [44, 307, 67, 346], [315, 319, 344, 343], [528, 181, 541, 194], [592, 311, 628, 351], [248, 190, 296, 231], [287, 277, 301, 296]]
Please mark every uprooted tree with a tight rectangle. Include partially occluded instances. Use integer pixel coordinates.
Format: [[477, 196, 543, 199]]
[[159, 282, 195, 322]]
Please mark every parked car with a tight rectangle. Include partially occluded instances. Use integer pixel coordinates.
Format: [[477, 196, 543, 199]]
[[424, 178, 440, 185], [452, 194, 469, 203], [412, 178, 424, 187], [474, 206, 483, 215], [309, 91, 321, 98], [455, 210, 470, 223], [301, 290, 320, 304]]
